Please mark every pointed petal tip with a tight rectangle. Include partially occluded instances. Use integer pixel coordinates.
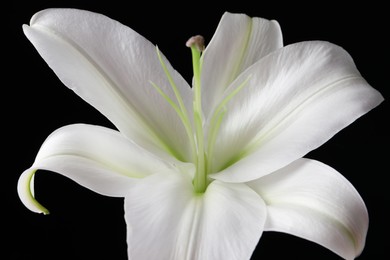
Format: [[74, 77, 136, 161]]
[[22, 24, 30, 34]]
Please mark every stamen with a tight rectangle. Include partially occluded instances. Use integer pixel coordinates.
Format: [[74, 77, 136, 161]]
[[206, 107, 226, 174], [206, 75, 252, 173], [153, 47, 197, 162], [155, 47, 190, 118], [213, 75, 253, 115]]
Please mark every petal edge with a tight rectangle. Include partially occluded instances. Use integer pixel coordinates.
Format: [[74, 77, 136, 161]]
[[17, 124, 181, 213], [248, 158, 368, 259]]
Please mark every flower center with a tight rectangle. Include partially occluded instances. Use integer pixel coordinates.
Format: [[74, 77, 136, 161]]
[[151, 36, 250, 193]]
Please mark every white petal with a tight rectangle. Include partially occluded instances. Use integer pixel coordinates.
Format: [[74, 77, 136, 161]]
[[124, 172, 266, 260], [17, 124, 182, 214], [201, 12, 282, 116], [23, 9, 193, 161], [210, 41, 384, 182], [247, 158, 368, 260]]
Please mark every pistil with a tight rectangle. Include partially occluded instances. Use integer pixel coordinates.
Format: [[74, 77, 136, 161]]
[[187, 35, 208, 193], [153, 36, 250, 194]]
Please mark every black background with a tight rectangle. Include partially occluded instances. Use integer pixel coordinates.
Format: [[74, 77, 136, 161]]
[[5, 1, 388, 259]]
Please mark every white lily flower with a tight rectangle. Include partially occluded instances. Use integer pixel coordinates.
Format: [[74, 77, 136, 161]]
[[18, 8, 384, 260]]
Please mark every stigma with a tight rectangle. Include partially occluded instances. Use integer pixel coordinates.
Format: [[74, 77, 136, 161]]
[[186, 35, 205, 52]]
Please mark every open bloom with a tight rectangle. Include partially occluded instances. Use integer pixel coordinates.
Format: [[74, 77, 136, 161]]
[[19, 8, 383, 260]]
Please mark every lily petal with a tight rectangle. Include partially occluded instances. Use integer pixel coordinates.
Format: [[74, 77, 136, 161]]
[[201, 12, 283, 116], [23, 9, 193, 161], [210, 41, 384, 182], [17, 124, 180, 214], [124, 171, 266, 260], [247, 158, 368, 260]]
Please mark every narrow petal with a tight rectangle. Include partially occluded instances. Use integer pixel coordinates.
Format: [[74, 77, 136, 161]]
[[17, 124, 182, 214], [210, 41, 384, 182], [247, 158, 368, 260], [201, 12, 283, 116], [23, 9, 193, 161], [124, 172, 266, 260]]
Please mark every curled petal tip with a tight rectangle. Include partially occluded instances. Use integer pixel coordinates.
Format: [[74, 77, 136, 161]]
[[17, 168, 50, 215]]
